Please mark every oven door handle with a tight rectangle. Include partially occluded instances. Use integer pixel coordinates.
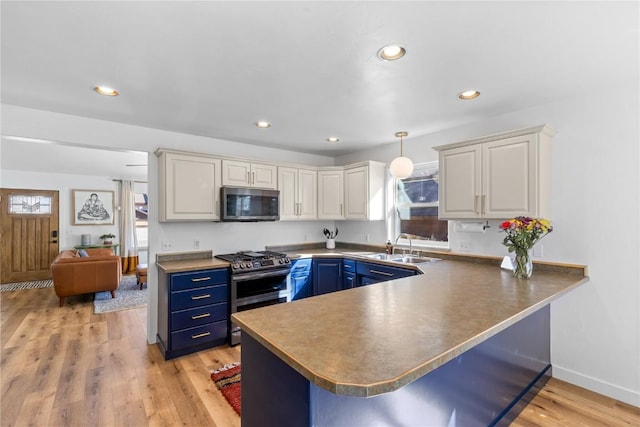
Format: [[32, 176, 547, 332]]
[[233, 268, 291, 281]]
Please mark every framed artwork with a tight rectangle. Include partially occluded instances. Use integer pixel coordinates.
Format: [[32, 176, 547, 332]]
[[72, 190, 115, 225]]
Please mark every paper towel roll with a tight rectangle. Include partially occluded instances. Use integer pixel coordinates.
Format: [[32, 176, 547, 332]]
[[453, 222, 486, 233]]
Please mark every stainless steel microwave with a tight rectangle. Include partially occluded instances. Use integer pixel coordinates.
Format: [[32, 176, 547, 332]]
[[221, 187, 280, 222]]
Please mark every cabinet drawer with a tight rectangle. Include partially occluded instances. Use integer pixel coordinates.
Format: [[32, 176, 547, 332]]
[[356, 261, 415, 280], [291, 258, 312, 273], [170, 269, 228, 291], [343, 259, 356, 271], [171, 321, 227, 351], [171, 302, 228, 329], [171, 285, 227, 311]]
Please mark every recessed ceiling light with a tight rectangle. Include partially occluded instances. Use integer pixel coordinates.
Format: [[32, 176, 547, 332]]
[[256, 121, 271, 128], [327, 137, 340, 143], [458, 90, 480, 100], [377, 44, 406, 61], [93, 86, 119, 96]]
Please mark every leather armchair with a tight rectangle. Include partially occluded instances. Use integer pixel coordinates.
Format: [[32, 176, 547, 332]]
[[51, 248, 122, 307]]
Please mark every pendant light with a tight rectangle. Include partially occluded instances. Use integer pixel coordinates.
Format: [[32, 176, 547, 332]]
[[389, 131, 414, 179]]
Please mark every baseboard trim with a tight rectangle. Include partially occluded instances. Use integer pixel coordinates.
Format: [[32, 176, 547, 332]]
[[553, 366, 640, 407]]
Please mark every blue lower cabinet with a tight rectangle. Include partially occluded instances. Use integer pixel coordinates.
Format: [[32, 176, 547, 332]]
[[157, 267, 229, 360], [290, 259, 312, 300], [343, 259, 356, 289], [344, 272, 357, 289], [356, 261, 416, 287], [313, 258, 343, 296]]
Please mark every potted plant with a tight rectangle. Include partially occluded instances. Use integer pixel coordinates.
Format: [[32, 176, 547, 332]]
[[99, 233, 116, 245]]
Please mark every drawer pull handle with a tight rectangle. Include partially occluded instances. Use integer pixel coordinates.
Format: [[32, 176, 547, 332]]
[[191, 332, 211, 339], [344, 265, 352, 269], [295, 265, 307, 270], [191, 294, 211, 300], [191, 277, 211, 282], [370, 269, 394, 277], [191, 313, 211, 320]]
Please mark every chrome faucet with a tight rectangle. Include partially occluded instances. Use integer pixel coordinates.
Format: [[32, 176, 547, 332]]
[[394, 233, 412, 255]]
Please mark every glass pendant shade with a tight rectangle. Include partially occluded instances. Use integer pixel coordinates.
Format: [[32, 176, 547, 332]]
[[390, 156, 414, 179], [390, 131, 413, 179]]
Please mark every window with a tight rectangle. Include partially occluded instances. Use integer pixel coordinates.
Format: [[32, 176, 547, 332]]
[[135, 192, 148, 247], [394, 162, 449, 247], [8, 194, 52, 214]]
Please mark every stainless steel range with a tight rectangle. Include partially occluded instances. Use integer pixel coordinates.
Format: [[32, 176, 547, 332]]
[[215, 250, 291, 346]]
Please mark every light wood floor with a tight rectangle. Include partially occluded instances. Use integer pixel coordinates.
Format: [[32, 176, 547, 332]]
[[1, 285, 638, 426]]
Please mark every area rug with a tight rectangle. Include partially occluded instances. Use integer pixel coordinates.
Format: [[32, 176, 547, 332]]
[[94, 275, 147, 314], [0, 279, 53, 292], [211, 363, 241, 416]]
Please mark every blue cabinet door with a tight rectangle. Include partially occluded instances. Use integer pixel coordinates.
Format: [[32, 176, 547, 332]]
[[343, 259, 356, 289], [344, 272, 357, 289], [290, 259, 312, 300], [313, 258, 342, 296]]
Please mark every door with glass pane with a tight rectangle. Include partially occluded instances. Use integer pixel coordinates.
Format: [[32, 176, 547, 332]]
[[0, 189, 59, 283]]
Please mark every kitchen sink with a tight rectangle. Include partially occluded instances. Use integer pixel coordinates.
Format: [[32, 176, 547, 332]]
[[363, 253, 441, 264], [365, 253, 398, 261], [391, 256, 441, 264]]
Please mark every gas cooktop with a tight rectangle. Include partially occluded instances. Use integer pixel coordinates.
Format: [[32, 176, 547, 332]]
[[215, 250, 291, 272]]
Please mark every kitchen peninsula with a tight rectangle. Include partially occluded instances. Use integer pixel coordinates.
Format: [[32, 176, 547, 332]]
[[232, 256, 588, 426]]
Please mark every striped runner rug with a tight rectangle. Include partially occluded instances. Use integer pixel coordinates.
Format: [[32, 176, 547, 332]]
[[0, 279, 53, 292], [211, 363, 241, 416]]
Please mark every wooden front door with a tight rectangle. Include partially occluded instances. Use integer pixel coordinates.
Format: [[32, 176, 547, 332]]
[[0, 189, 60, 283]]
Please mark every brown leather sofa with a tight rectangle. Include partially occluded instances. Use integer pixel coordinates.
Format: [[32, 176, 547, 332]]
[[51, 248, 122, 307]]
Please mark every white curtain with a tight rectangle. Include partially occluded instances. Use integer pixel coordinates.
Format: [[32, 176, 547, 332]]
[[119, 179, 139, 274]]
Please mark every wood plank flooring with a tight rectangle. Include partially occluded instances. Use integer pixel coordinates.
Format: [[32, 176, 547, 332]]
[[1, 285, 638, 426]]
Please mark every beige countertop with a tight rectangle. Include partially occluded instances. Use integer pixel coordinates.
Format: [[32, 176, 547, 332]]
[[232, 257, 588, 397], [156, 257, 230, 273]]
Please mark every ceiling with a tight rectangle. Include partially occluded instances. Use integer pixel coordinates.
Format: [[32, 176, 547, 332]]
[[1, 1, 638, 164]]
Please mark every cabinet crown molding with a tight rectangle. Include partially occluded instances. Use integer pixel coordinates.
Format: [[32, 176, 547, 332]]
[[433, 124, 556, 152]]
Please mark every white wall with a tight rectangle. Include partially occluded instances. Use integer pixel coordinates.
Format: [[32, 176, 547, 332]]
[[335, 83, 640, 406]]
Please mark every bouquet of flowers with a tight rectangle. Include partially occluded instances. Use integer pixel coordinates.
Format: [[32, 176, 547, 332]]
[[499, 217, 552, 279]]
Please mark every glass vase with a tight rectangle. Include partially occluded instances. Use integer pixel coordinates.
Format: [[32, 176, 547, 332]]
[[512, 247, 533, 279]]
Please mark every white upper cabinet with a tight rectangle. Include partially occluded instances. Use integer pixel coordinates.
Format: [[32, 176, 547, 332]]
[[156, 150, 221, 222], [344, 162, 386, 220], [434, 125, 555, 220], [317, 170, 344, 219], [278, 167, 317, 220], [222, 159, 277, 189]]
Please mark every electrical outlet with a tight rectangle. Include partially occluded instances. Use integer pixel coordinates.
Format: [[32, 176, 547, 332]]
[[365, 234, 370, 242], [161, 241, 172, 250], [194, 240, 200, 249], [533, 244, 543, 257], [304, 234, 308, 241], [458, 240, 470, 251]]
